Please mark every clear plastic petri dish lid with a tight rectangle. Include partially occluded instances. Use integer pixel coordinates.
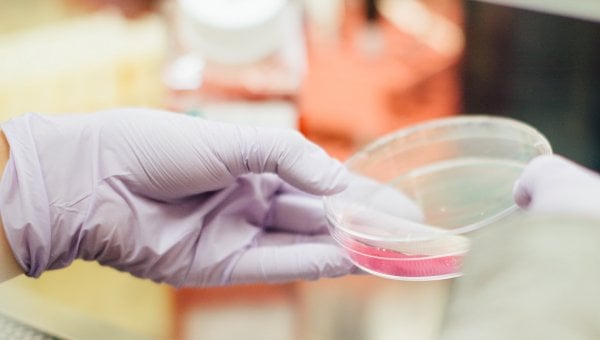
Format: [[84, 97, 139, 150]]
[[324, 115, 552, 280]]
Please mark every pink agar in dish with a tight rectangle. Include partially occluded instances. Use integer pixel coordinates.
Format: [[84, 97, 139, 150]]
[[345, 238, 464, 278]]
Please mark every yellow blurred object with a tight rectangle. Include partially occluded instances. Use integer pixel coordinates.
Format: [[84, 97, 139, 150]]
[[0, 10, 173, 339], [0, 0, 77, 35], [0, 11, 168, 119], [0, 262, 173, 339]]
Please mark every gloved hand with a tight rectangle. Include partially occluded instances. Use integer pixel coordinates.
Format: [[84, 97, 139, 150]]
[[0, 109, 356, 287], [513, 154, 600, 217]]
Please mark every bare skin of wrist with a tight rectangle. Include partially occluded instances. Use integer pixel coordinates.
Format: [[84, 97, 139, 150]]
[[0, 130, 25, 282]]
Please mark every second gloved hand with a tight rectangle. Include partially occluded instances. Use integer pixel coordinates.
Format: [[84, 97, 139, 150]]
[[513, 154, 600, 217], [0, 109, 355, 287]]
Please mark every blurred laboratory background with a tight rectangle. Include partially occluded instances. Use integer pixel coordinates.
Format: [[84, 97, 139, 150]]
[[0, 0, 598, 339]]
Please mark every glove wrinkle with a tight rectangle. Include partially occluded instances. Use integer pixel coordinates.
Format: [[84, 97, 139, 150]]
[[0, 115, 53, 277]]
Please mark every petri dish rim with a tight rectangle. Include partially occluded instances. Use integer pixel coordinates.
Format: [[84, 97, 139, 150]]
[[324, 115, 552, 241], [325, 204, 520, 242], [353, 262, 463, 281], [346, 115, 552, 165]]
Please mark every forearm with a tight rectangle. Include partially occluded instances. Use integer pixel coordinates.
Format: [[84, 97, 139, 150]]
[[0, 129, 24, 282]]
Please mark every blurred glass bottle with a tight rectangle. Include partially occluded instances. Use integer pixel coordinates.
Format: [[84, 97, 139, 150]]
[[161, 0, 305, 129]]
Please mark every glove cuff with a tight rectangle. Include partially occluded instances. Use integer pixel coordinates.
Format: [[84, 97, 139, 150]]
[[0, 114, 53, 277]]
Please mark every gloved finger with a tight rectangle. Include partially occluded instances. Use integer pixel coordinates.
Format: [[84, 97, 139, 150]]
[[277, 172, 425, 230], [104, 109, 348, 198], [512, 155, 555, 209], [345, 207, 470, 256], [253, 232, 335, 247], [322, 172, 469, 256], [512, 178, 532, 209], [228, 234, 357, 285], [265, 173, 425, 235], [218, 125, 350, 195], [513, 154, 600, 214], [344, 173, 424, 221], [326, 173, 424, 235], [265, 191, 331, 235]]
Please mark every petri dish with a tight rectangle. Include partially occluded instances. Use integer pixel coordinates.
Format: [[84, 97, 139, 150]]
[[324, 115, 552, 280]]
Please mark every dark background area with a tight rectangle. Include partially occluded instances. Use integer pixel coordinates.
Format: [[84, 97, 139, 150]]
[[462, 1, 600, 170]]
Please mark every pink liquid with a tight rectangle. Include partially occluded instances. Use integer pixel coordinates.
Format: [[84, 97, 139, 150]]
[[346, 239, 464, 278]]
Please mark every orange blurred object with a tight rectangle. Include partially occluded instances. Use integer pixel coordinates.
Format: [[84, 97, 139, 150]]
[[299, 0, 464, 159], [173, 284, 298, 340], [64, 0, 159, 17]]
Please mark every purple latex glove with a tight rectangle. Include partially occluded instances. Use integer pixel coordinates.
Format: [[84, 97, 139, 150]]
[[0, 109, 356, 287], [513, 154, 600, 217]]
